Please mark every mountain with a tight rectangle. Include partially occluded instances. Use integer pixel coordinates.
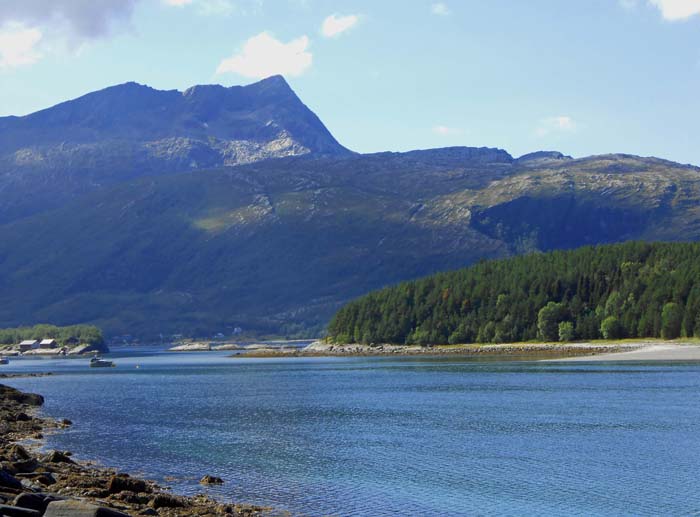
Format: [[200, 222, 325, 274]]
[[0, 75, 349, 222], [0, 141, 699, 338], [0, 78, 699, 338]]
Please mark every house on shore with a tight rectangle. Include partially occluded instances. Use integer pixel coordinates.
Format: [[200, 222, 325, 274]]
[[39, 338, 58, 349], [18, 340, 39, 352]]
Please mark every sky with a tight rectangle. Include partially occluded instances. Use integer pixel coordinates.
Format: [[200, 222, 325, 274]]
[[0, 0, 699, 164]]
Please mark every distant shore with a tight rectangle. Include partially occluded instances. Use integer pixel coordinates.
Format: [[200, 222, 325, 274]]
[[224, 339, 700, 360], [0, 381, 270, 516]]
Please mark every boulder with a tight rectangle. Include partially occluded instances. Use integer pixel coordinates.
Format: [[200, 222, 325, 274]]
[[7, 446, 30, 462], [0, 504, 41, 516], [106, 474, 149, 494], [112, 490, 150, 505], [12, 492, 62, 513], [44, 500, 130, 517], [0, 386, 44, 406], [149, 493, 187, 509], [0, 469, 22, 491], [43, 451, 73, 465], [199, 475, 224, 485], [33, 473, 56, 487], [11, 459, 38, 474]]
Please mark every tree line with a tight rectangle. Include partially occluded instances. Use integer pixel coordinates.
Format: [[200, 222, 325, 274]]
[[0, 324, 104, 346], [327, 241, 700, 345]]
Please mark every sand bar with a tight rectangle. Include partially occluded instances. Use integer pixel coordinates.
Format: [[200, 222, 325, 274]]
[[547, 344, 700, 362]]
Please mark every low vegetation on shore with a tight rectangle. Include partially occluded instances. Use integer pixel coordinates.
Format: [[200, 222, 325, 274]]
[[327, 241, 700, 345], [0, 324, 105, 348]]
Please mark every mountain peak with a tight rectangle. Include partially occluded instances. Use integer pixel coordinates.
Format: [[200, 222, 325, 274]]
[[0, 76, 349, 158], [516, 151, 573, 165]]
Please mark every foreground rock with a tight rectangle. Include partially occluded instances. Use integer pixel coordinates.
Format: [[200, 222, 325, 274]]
[[199, 475, 224, 485], [0, 383, 271, 516]]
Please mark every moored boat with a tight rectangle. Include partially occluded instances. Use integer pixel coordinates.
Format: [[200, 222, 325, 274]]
[[0, 357, 8, 365], [89, 356, 115, 368]]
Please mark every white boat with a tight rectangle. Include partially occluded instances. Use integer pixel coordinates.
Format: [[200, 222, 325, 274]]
[[0, 357, 8, 365], [89, 356, 115, 368]]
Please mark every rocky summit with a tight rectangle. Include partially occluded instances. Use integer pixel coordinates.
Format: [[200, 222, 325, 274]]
[[0, 78, 699, 338], [0, 75, 349, 222]]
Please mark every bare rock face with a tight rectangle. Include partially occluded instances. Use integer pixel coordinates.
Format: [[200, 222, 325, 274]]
[[0, 75, 350, 223]]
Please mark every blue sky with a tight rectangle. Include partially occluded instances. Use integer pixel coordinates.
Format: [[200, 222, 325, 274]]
[[1, 0, 699, 164]]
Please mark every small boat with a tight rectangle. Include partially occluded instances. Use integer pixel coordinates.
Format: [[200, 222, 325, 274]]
[[0, 357, 8, 365], [89, 356, 115, 368]]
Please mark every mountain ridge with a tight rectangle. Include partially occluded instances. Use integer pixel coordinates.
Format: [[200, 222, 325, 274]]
[[0, 75, 350, 223], [1, 78, 699, 338]]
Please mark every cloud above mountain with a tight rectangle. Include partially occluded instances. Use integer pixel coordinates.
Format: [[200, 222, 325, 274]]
[[0, 0, 138, 69], [216, 31, 312, 79], [535, 116, 576, 138], [321, 14, 359, 37], [0, 0, 138, 40], [649, 0, 700, 20], [622, 0, 700, 20], [0, 23, 43, 68]]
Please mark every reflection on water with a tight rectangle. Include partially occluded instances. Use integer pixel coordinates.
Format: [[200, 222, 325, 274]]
[[5, 350, 700, 516]]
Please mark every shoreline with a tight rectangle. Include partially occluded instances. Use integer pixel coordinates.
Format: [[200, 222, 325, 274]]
[[233, 341, 660, 359], [231, 340, 700, 361], [0, 382, 271, 516], [544, 343, 700, 362]]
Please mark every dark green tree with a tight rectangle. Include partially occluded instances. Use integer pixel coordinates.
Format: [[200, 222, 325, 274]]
[[661, 302, 683, 340], [538, 302, 565, 341]]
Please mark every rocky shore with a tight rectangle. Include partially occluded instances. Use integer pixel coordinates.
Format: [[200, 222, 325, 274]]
[[0, 383, 271, 517], [236, 341, 655, 358]]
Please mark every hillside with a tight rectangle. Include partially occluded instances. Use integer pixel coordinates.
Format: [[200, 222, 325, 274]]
[[1, 78, 700, 338], [0, 75, 349, 222], [0, 146, 699, 338], [327, 241, 700, 345]]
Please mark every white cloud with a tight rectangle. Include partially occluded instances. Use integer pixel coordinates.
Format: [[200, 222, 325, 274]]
[[0, 23, 42, 69], [431, 3, 450, 15], [197, 0, 236, 16], [321, 14, 359, 38], [163, 0, 240, 15], [649, 0, 700, 20], [216, 31, 312, 78], [432, 125, 462, 136], [535, 116, 576, 137]]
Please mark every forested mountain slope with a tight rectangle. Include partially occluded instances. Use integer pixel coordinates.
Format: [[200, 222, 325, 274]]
[[327, 242, 700, 345]]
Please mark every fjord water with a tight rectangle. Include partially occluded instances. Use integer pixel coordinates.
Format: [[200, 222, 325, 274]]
[[5, 351, 700, 516]]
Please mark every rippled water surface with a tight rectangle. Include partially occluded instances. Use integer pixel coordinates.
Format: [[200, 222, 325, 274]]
[[4, 349, 700, 516]]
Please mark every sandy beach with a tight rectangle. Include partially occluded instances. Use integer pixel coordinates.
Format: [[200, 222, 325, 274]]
[[545, 344, 700, 362]]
